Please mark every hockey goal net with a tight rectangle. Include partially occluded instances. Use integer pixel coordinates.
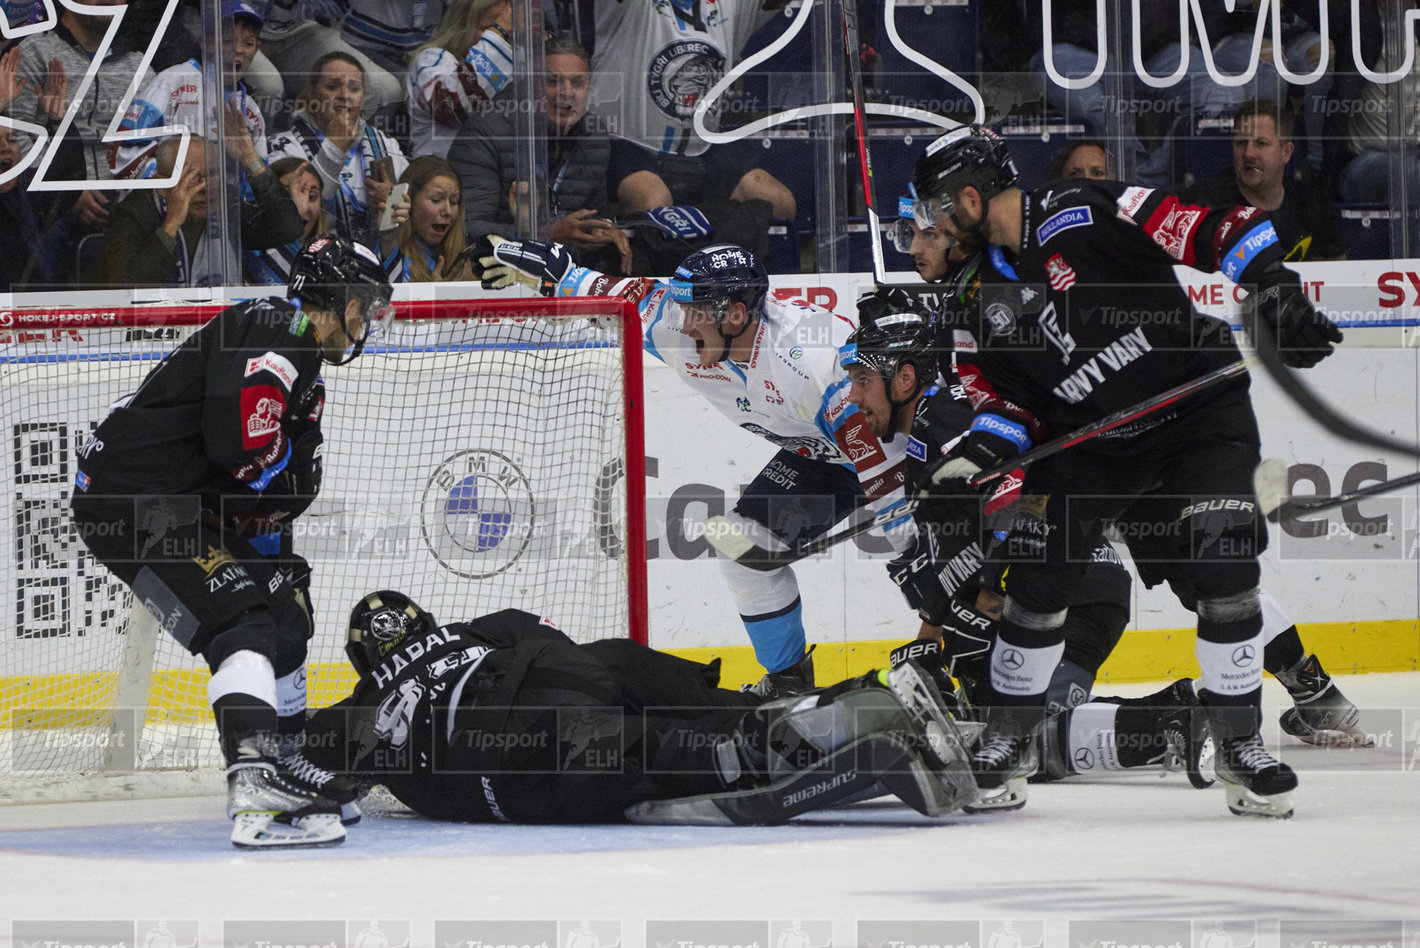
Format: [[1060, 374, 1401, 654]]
[[0, 295, 645, 801]]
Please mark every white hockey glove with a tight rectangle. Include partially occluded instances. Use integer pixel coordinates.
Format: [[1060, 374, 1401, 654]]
[[473, 235, 574, 294]]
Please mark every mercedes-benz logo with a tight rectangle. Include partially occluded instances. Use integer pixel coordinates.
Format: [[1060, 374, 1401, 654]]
[[1231, 644, 1256, 667], [1073, 747, 1095, 770], [1000, 648, 1025, 670]]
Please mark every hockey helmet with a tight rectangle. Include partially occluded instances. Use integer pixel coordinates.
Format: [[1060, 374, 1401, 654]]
[[911, 125, 1018, 230], [839, 289, 937, 391], [288, 235, 395, 364], [669, 244, 770, 324], [346, 589, 440, 678]]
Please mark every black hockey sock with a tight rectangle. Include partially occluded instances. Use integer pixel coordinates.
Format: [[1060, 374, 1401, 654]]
[[212, 693, 280, 765], [1197, 687, 1262, 742], [1263, 625, 1306, 676], [1113, 704, 1173, 768]]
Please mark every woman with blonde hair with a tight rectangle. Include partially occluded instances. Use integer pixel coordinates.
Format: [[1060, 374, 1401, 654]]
[[406, 0, 514, 158], [377, 155, 475, 282]]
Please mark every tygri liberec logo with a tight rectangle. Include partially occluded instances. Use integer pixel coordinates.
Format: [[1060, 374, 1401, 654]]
[[421, 450, 535, 579]]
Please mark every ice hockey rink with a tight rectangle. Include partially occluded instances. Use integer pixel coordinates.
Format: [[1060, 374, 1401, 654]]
[[0, 673, 1415, 948]]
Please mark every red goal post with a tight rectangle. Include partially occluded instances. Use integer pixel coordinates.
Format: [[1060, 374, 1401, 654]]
[[0, 294, 645, 797]]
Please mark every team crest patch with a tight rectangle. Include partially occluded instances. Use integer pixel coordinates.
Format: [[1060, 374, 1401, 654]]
[[647, 39, 725, 121], [1045, 254, 1077, 292]]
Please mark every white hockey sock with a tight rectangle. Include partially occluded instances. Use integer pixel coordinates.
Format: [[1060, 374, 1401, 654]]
[[275, 668, 308, 719], [209, 650, 277, 709], [1067, 701, 1122, 773]]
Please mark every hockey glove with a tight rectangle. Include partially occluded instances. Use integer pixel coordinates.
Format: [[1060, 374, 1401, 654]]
[[931, 414, 1029, 485], [642, 205, 715, 241], [887, 638, 960, 714], [886, 535, 952, 624], [857, 286, 922, 327], [472, 235, 574, 294], [263, 428, 324, 523], [1250, 263, 1343, 369]]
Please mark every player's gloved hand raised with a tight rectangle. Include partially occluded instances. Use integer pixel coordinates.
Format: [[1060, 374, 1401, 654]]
[[931, 415, 1029, 485], [856, 287, 921, 327], [1250, 263, 1343, 369], [471, 235, 573, 294]]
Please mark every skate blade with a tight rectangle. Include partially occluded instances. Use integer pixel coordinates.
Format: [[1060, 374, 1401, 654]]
[[231, 811, 347, 849], [1225, 786, 1294, 819], [341, 801, 363, 825], [962, 777, 1027, 814]]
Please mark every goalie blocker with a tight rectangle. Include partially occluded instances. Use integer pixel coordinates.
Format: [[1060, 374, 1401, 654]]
[[302, 594, 976, 824]]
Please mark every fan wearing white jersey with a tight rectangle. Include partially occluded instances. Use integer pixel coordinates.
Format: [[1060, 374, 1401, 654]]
[[476, 238, 915, 695], [591, 0, 795, 219]]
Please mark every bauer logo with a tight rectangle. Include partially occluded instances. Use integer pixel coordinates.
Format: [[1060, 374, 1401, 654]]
[[421, 450, 535, 579]]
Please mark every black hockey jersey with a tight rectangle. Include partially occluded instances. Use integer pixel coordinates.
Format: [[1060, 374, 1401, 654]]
[[74, 298, 326, 524], [951, 178, 1281, 442]]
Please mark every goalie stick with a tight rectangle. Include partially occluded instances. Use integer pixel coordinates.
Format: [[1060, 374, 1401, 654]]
[[841, 0, 886, 284], [706, 358, 1251, 570], [1253, 458, 1420, 520]]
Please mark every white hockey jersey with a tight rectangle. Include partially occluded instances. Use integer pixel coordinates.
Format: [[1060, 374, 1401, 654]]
[[556, 265, 913, 548], [110, 61, 267, 180], [590, 0, 779, 156]]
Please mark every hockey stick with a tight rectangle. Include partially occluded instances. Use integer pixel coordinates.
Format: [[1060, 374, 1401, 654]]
[[1253, 457, 1420, 520], [706, 359, 1250, 570], [952, 357, 1252, 487], [841, 0, 887, 284]]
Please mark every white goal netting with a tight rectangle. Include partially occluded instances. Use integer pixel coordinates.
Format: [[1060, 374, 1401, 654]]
[[0, 296, 645, 798]]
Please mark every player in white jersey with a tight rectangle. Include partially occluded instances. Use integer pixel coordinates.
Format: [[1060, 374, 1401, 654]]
[[110, 0, 267, 181], [475, 237, 916, 695], [591, 0, 796, 219]]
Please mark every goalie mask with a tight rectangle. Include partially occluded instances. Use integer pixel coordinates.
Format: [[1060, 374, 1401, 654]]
[[911, 125, 1018, 235], [347, 590, 440, 678], [288, 235, 395, 365]]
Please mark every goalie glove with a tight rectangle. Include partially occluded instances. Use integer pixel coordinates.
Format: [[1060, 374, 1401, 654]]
[[1249, 262, 1343, 369], [932, 413, 1030, 485], [887, 638, 961, 716], [471, 235, 574, 294]]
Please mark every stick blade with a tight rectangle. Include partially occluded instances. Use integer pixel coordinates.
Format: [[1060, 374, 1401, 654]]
[[1253, 457, 1289, 520]]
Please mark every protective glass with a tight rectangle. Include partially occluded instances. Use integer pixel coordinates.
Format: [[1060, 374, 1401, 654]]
[[363, 296, 397, 340], [669, 298, 725, 334], [889, 218, 956, 255], [912, 193, 953, 231]]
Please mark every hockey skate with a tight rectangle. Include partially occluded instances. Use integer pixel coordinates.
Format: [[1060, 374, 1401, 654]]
[[1275, 654, 1372, 747], [1213, 733, 1297, 819], [1156, 679, 1215, 789], [740, 646, 816, 699], [227, 758, 346, 849], [279, 749, 364, 825], [963, 715, 1038, 814]]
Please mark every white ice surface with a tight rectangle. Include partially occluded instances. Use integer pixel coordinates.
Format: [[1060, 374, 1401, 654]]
[[0, 674, 1417, 947]]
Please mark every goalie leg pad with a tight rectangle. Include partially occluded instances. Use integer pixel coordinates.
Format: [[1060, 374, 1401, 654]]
[[625, 732, 969, 825]]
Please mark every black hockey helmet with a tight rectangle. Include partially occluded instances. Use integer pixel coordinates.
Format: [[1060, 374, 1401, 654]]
[[839, 289, 937, 391], [911, 125, 1018, 230], [669, 244, 770, 322], [346, 589, 440, 678], [288, 235, 395, 364]]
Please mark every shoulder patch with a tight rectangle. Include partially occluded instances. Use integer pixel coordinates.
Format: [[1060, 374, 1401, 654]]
[[1115, 186, 1153, 222], [244, 351, 298, 391], [906, 436, 928, 461], [1036, 206, 1093, 245]]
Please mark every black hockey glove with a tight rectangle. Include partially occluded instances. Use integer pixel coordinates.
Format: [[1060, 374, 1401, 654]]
[[930, 417, 1027, 485], [857, 286, 923, 327], [887, 637, 961, 714], [1250, 263, 1343, 369], [885, 539, 950, 624], [471, 235, 574, 294], [264, 428, 323, 522]]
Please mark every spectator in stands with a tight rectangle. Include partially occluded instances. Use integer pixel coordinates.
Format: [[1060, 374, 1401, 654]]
[[1050, 138, 1110, 180], [267, 51, 408, 247], [374, 155, 474, 282], [247, 157, 330, 285], [2, 0, 154, 281], [1030, 0, 1243, 186], [0, 126, 49, 291], [1338, 7, 1420, 205], [406, 0, 514, 159], [448, 33, 631, 274], [1182, 99, 1345, 261], [111, 0, 267, 182], [591, 0, 797, 221], [1203, 0, 1334, 177], [94, 136, 301, 287], [247, 0, 445, 118]]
